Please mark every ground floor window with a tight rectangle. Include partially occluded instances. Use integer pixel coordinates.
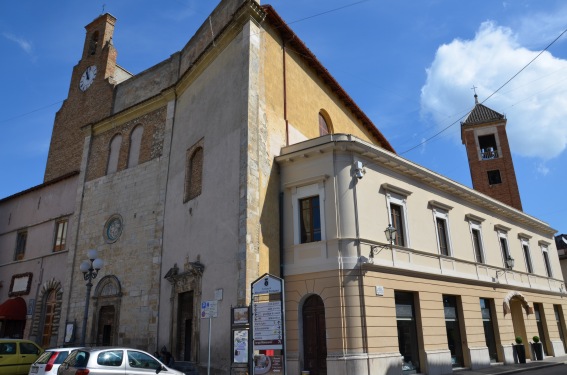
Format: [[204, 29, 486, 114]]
[[443, 295, 463, 367], [395, 291, 420, 374], [534, 303, 549, 355], [554, 305, 567, 353], [480, 298, 498, 362]]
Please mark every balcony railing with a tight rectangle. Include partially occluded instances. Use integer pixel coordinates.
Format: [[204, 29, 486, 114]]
[[481, 148, 498, 160]]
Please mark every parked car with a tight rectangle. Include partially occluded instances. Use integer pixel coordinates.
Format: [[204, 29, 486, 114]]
[[0, 339, 43, 375], [28, 347, 83, 375], [56, 347, 186, 375]]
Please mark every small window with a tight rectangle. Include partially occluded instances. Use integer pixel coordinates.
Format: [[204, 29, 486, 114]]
[[127, 125, 144, 168], [487, 170, 502, 185], [318, 112, 332, 136], [15, 231, 27, 261], [300, 196, 321, 243], [521, 239, 533, 273], [390, 203, 406, 247], [542, 245, 553, 277], [53, 219, 68, 252], [479, 134, 498, 159], [127, 350, 161, 370], [436, 217, 450, 256], [0, 343, 16, 354], [471, 226, 484, 263], [106, 134, 122, 175], [498, 231, 512, 268], [97, 350, 123, 367], [185, 145, 204, 202]]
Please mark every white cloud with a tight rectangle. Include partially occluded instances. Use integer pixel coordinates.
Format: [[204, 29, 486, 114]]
[[421, 21, 567, 160], [536, 162, 550, 176], [3, 32, 34, 56]]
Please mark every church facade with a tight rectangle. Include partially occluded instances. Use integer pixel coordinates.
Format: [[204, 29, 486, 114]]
[[0, 1, 564, 375]]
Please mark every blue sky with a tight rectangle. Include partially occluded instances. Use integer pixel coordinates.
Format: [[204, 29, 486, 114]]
[[1, 0, 566, 232]]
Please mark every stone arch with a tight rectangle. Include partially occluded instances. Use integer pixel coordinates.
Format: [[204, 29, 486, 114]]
[[92, 275, 122, 346], [30, 279, 63, 346], [503, 291, 533, 315]]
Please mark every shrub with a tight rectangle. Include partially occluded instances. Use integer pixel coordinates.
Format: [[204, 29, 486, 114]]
[[515, 336, 523, 344], [533, 336, 540, 343]]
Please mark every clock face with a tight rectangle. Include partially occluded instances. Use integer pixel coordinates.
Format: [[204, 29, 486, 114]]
[[79, 65, 97, 91]]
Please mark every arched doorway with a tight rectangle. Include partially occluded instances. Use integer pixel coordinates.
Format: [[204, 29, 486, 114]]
[[503, 291, 532, 359], [302, 295, 327, 375], [92, 275, 122, 346]]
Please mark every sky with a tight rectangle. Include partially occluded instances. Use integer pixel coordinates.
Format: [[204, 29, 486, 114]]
[[1, 0, 566, 232]]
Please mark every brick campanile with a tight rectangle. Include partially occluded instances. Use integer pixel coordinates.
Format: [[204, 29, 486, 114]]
[[44, 13, 118, 182], [461, 95, 523, 210]]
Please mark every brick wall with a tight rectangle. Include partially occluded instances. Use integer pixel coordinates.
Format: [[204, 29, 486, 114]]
[[86, 107, 167, 181]]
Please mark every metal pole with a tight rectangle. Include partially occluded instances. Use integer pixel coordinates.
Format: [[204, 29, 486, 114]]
[[207, 317, 212, 375], [80, 279, 93, 346]]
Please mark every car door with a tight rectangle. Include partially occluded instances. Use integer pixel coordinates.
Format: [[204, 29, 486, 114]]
[[18, 342, 41, 374], [126, 350, 163, 375], [0, 342, 19, 375]]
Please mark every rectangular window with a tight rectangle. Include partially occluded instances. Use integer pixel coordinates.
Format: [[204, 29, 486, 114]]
[[471, 228, 484, 263], [15, 231, 27, 261], [521, 240, 533, 273], [300, 196, 321, 243], [554, 305, 567, 353], [395, 291, 420, 374], [478, 134, 498, 159], [480, 298, 498, 362], [534, 303, 549, 355], [498, 232, 511, 268], [53, 220, 68, 252], [487, 170, 502, 185], [443, 295, 464, 367], [390, 203, 406, 247], [436, 217, 450, 256], [542, 247, 552, 277]]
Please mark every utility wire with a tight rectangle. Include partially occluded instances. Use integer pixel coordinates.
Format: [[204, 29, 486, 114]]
[[399, 25, 567, 156], [0, 100, 63, 124]]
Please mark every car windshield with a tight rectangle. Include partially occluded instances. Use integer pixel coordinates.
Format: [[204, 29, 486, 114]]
[[53, 351, 71, 364]]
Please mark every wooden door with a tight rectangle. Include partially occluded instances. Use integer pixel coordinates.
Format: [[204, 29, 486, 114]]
[[303, 295, 327, 375]]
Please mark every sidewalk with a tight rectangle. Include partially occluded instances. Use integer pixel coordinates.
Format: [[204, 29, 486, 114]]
[[455, 355, 567, 375]]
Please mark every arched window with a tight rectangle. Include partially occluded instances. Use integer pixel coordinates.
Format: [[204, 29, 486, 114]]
[[41, 290, 57, 347], [318, 112, 332, 136], [127, 125, 144, 168], [185, 146, 203, 202], [106, 134, 122, 175], [89, 31, 99, 55]]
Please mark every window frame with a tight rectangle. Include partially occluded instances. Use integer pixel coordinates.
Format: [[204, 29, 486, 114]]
[[540, 243, 553, 277], [299, 196, 321, 243], [430, 204, 453, 257], [15, 230, 27, 261], [184, 140, 204, 203], [468, 219, 485, 264], [383, 184, 412, 248], [53, 219, 68, 252], [291, 181, 326, 245], [496, 229, 512, 269], [519, 236, 533, 274]]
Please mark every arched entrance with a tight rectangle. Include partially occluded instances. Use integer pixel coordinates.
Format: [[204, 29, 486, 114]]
[[503, 291, 532, 359], [302, 295, 327, 375], [92, 275, 122, 346]]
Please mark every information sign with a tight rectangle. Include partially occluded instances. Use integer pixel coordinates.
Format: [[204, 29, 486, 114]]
[[201, 300, 218, 319]]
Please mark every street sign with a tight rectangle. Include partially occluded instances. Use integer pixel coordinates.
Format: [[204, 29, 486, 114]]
[[252, 274, 283, 294], [201, 300, 218, 319]]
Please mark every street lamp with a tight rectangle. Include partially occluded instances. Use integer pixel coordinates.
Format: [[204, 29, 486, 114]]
[[79, 249, 104, 346], [370, 225, 398, 259]]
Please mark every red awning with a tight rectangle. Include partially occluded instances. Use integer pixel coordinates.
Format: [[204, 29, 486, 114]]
[[0, 297, 27, 320]]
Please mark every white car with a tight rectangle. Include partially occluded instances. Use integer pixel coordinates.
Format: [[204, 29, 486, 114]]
[[56, 347, 185, 375], [28, 347, 82, 375]]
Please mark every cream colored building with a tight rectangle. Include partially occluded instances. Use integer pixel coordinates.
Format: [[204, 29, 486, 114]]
[[1, 0, 565, 374]]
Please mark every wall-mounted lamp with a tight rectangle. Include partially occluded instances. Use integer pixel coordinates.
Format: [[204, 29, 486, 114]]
[[505, 255, 515, 269], [370, 225, 397, 259], [354, 161, 365, 180]]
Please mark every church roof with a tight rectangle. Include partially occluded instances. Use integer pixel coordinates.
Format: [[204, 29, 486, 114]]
[[462, 100, 505, 125]]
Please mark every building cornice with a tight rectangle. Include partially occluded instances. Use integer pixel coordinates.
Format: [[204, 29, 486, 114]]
[[276, 134, 555, 235]]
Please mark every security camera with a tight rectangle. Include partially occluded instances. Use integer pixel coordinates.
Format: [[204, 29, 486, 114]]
[[354, 161, 365, 179]]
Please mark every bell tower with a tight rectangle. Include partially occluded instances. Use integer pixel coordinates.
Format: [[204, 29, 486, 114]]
[[461, 94, 523, 211], [44, 13, 119, 182]]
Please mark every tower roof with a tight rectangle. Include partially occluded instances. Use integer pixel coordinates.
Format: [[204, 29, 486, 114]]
[[462, 102, 504, 125]]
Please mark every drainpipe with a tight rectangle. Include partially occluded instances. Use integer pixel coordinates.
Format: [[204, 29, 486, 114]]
[[283, 39, 289, 146]]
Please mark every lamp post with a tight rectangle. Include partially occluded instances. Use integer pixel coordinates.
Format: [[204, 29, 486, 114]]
[[79, 249, 104, 346]]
